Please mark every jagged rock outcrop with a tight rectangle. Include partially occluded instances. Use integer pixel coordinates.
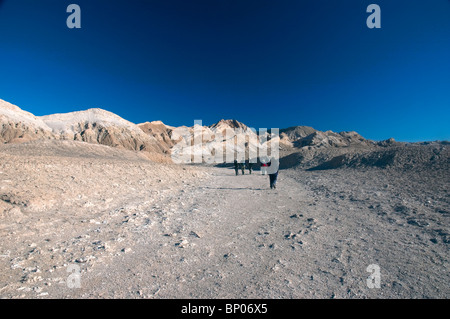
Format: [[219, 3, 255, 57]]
[[308, 143, 449, 171], [0, 99, 54, 143], [279, 126, 317, 146], [209, 119, 249, 133], [280, 125, 373, 149], [138, 121, 176, 154], [39, 108, 165, 155], [170, 119, 267, 164]]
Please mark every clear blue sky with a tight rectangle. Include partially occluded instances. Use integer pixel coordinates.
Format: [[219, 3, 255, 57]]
[[0, 0, 449, 141]]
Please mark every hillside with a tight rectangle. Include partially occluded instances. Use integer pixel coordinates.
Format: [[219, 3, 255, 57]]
[[2, 98, 447, 171], [0, 99, 53, 143]]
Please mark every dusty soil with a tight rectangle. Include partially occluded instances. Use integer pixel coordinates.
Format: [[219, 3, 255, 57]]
[[0, 141, 448, 298]]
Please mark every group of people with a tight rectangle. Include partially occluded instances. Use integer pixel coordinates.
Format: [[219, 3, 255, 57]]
[[233, 157, 279, 189], [233, 160, 253, 175]]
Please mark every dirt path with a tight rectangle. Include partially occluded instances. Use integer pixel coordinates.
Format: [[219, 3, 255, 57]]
[[77, 167, 448, 299], [2, 164, 448, 299]]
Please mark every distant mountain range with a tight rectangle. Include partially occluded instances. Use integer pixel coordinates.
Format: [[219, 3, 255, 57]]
[[2, 98, 447, 169], [0, 98, 385, 145]]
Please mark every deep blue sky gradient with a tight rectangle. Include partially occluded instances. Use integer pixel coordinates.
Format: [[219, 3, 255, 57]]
[[0, 0, 449, 141]]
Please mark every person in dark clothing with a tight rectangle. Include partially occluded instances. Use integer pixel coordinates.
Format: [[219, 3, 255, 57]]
[[267, 157, 279, 189], [240, 161, 245, 175], [248, 161, 253, 174], [269, 170, 278, 189], [233, 159, 239, 176]]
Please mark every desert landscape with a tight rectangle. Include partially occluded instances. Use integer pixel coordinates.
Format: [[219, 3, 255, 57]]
[[0, 98, 448, 299]]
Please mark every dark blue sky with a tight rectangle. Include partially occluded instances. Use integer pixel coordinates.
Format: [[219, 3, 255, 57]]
[[0, 0, 449, 141]]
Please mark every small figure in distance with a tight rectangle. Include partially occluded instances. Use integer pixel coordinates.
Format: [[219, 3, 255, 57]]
[[234, 159, 239, 176], [240, 160, 245, 175], [267, 157, 279, 189], [260, 157, 268, 175]]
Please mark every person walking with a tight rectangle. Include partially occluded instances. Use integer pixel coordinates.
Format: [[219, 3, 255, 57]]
[[260, 157, 268, 175], [240, 160, 245, 175], [234, 159, 239, 176], [267, 157, 279, 189], [261, 162, 267, 175], [248, 161, 253, 174]]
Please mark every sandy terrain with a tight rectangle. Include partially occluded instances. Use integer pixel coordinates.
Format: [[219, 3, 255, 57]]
[[0, 140, 448, 299]]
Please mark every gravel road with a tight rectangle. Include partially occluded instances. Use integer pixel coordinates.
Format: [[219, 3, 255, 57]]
[[1, 143, 448, 298]]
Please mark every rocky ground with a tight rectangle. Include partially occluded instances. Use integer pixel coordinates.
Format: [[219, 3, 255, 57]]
[[0, 140, 448, 298]]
